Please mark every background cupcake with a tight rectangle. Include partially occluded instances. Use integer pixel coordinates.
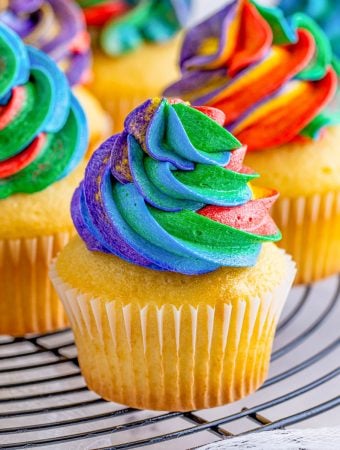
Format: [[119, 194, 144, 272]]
[[165, 0, 339, 284], [51, 98, 295, 411], [77, 0, 192, 132], [0, 24, 88, 335], [0, 0, 111, 153]]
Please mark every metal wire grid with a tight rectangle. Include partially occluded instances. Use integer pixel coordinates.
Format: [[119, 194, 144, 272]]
[[0, 277, 339, 449]]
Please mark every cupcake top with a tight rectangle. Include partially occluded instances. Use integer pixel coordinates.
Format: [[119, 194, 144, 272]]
[[0, 0, 91, 85], [164, 0, 338, 151], [77, 0, 192, 56], [280, 0, 340, 74], [72, 97, 281, 275], [0, 24, 88, 199]]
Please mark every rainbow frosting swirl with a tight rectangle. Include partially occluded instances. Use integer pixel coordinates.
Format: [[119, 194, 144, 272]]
[[77, 0, 191, 55], [164, 0, 338, 151], [0, 0, 91, 85], [72, 98, 281, 275], [280, 0, 340, 74], [0, 24, 88, 199]]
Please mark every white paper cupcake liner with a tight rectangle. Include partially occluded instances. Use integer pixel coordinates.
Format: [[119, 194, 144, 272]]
[[0, 232, 71, 335], [272, 191, 340, 284]]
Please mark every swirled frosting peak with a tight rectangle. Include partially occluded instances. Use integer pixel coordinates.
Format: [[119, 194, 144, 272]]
[[280, 0, 340, 74], [164, 0, 338, 151], [0, 0, 91, 85], [0, 24, 88, 199], [72, 97, 281, 275], [77, 0, 192, 56]]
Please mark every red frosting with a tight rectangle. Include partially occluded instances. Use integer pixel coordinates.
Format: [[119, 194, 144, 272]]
[[198, 188, 279, 236], [0, 87, 25, 130], [83, 2, 130, 26]]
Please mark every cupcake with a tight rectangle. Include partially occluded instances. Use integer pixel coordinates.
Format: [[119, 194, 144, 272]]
[[0, 24, 88, 335], [165, 0, 339, 284], [279, 0, 340, 75], [77, 0, 192, 132], [0, 0, 111, 153], [51, 98, 295, 411]]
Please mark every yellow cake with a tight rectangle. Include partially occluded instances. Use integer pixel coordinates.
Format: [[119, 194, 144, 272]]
[[246, 126, 340, 284], [51, 98, 295, 411]]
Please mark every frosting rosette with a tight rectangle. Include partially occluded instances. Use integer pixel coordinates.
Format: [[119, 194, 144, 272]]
[[0, 24, 88, 199], [72, 97, 281, 275], [0, 0, 91, 85], [77, 0, 192, 55], [279, 0, 340, 74], [164, 0, 338, 151]]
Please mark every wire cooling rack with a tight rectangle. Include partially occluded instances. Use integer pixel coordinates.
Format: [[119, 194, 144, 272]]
[[0, 276, 339, 450]]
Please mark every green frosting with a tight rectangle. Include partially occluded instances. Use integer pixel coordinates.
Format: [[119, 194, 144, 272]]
[[101, 2, 154, 55], [292, 13, 333, 80], [251, 0, 296, 45], [149, 207, 277, 258], [78, 0, 105, 6], [0, 74, 52, 160]]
